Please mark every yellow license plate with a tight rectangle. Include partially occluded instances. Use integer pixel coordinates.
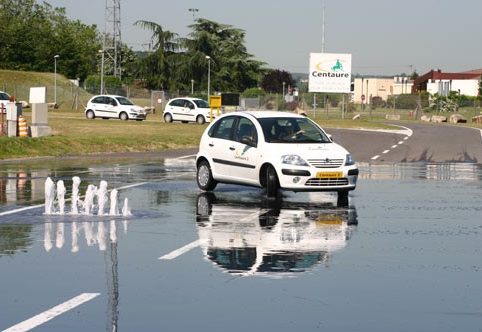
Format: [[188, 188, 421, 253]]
[[316, 171, 343, 179]]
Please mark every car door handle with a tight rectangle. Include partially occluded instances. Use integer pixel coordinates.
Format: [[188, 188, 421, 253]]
[[229, 146, 235, 151], [209, 143, 214, 147]]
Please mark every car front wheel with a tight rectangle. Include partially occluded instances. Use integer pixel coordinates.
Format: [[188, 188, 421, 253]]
[[86, 110, 95, 119], [266, 165, 279, 199], [197, 160, 217, 191], [119, 112, 128, 121]]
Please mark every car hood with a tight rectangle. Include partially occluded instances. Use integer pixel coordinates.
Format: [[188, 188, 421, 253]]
[[266, 142, 349, 159]]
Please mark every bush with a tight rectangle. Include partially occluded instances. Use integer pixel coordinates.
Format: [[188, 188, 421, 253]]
[[370, 96, 386, 109], [242, 87, 266, 98]]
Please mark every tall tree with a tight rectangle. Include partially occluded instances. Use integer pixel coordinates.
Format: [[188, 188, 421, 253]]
[[179, 18, 265, 93], [134, 20, 179, 90]]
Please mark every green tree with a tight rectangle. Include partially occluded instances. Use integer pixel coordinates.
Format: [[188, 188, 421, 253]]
[[0, 0, 100, 80], [180, 18, 265, 93], [134, 20, 179, 90]]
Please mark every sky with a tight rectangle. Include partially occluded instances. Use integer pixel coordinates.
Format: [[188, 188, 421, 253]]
[[43, 0, 482, 76]]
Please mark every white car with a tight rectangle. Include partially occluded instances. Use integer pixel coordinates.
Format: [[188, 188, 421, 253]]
[[196, 111, 358, 199], [0, 91, 11, 113], [85, 95, 147, 121], [163, 97, 213, 124]]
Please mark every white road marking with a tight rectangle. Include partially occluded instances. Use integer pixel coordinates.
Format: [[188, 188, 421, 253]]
[[371, 155, 380, 160], [0, 204, 44, 217], [398, 141, 404, 145], [404, 136, 409, 140], [391, 145, 398, 149], [2, 293, 100, 332], [159, 240, 201, 260], [382, 150, 390, 154]]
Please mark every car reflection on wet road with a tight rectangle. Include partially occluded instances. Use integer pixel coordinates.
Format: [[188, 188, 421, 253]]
[[1, 157, 482, 332], [195, 193, 357, 276]]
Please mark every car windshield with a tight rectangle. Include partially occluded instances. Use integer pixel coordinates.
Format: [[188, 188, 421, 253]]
[[193, 99, 209, 108], [0, 92, 10, 100], [116, 96, 134, 106], [257, 117, 331, 144]]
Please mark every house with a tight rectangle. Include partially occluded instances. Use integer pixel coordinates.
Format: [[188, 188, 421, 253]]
[[353, 77, 413, 104], [412, 69, 481, 96]]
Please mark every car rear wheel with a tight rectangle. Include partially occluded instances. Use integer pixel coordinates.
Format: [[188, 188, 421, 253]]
[[266, 165, 279, 199], [196, 115, 206, 124], [119, 112, 128, 121], [86, 110, 95, 119], [164, 113, 173, 123], [197, 160, 217, 191]]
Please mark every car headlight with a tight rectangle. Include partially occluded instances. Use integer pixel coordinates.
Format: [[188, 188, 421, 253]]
[[345, 154, 355, 166], [281, 155, 309, 166]]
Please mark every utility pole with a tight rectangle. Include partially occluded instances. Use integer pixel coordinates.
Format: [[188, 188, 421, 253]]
[[321, 0, 326, 53]]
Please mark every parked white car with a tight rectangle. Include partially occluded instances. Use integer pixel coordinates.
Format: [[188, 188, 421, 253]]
[[163, 97, 213, 124], [85, 95, 147, 121], [196, 111, 358, 199], [0, 91, 11, 113]]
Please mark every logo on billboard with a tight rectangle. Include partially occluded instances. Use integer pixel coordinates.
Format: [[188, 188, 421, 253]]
[[315, 59, 345, 73], [309, 53, 352, 93]]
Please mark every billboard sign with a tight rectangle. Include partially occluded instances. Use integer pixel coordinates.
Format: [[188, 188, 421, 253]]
[[309, 53, 352, 93]]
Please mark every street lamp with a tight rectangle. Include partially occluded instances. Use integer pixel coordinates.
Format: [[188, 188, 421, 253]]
[[206, 56, 211, 100], [54, 54, 60, 105], [191, 79, 194, 95], [282, 82, 286, 100], [99, 49, 105, 94], [188, 8, 199, 20]]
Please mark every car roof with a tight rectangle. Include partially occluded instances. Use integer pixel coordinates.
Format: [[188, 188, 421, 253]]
[[171, 97, 205, 101], [0, 91, 11, 99], [90, 95, 126, 99], [236, 111, 305, 119]]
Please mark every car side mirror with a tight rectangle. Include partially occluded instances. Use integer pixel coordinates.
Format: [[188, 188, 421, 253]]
[[189, 104, 195, 109], [327, 134, 333, 142], [241, 136, 257, 148]]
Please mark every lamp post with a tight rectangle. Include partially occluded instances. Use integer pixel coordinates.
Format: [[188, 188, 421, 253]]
[[99, 49, 105, 94], [282, 82, 286, 100], [206, 56, 211, 100], [191, 79, 194, 95], [188, 8, 199, 20], [54, 54, 60, 105]]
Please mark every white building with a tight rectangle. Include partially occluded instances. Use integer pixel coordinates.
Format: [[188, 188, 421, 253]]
[[353, 77, 413, 104]]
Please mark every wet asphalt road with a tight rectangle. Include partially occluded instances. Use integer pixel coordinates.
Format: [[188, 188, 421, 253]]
[[0, 122, 481, 332]]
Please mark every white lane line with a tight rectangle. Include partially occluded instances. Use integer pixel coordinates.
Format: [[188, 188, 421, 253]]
[[176, 154, 197, 160], [159, 240, 201, 260], [0, 204, 44, 217], [116, 182, 149, 191], [2, 293, 100, 332], [398, 141, 404, 145], [404, 136, 409, 140], [371, 155, 380, 160], [382, 150, 390, 154], [391, 145, 398, 149]]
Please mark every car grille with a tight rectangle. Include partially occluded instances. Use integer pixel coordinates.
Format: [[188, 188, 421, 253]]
[[307, 158, 344, 168], [305, 178, 349, 186]]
